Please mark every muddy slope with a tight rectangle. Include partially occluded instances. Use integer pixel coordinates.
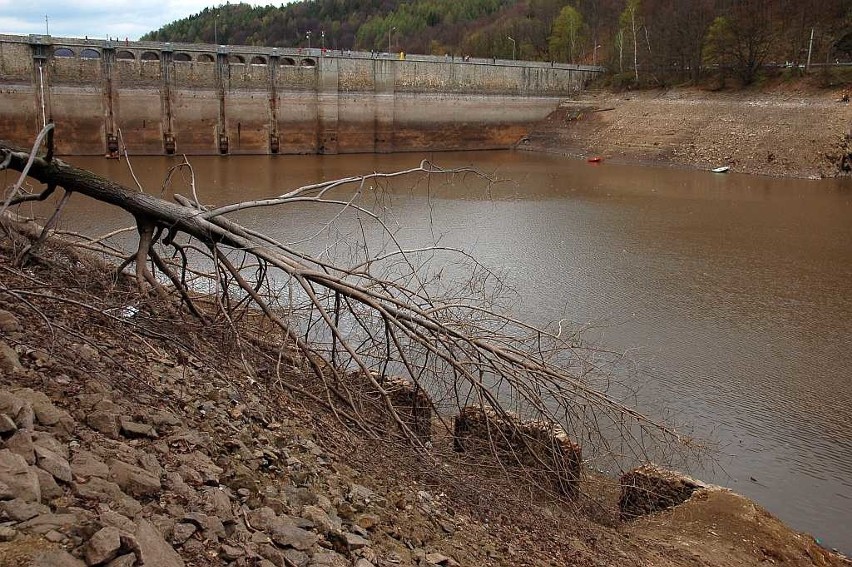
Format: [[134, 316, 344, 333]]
[[0, 220, 849, 567], [521, 89, 852, 179]]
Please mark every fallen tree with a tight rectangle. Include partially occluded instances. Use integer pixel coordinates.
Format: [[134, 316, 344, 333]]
[[1, 126, 699, 497]]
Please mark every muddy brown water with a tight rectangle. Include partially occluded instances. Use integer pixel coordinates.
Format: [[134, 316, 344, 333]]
[[10, 150, 852, 553]]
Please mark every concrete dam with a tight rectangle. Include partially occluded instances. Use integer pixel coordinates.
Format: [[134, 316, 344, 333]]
[[0, 34, 602, 156]]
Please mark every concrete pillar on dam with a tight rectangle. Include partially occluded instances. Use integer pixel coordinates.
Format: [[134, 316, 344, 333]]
[[268, 50, 280, 154], [374, 59, 395, 153], [216, 47, 229, 154], [160, 45, 176, 155], [28, 37, 50, 131], [101, 43, 119, 157], [317, 57, 339, 154]]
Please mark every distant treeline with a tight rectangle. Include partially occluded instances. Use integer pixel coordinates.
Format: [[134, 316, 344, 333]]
[[141, 0, 852, 85]]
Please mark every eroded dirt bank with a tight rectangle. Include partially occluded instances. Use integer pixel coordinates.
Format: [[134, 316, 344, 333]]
[[521, 88, 852, 179], [1, 220, 850, 567]]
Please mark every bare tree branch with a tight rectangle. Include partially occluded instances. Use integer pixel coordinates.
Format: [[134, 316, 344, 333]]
[[0, 134, 700, 500]]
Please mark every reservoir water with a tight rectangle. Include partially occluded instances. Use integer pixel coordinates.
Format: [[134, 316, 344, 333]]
[[15, 150, 852, 553]]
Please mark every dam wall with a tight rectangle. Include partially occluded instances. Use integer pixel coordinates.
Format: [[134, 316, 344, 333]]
[[0, 34, 603, 155]]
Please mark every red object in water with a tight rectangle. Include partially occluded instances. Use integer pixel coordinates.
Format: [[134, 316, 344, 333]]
[[587, 156, 603, 163]]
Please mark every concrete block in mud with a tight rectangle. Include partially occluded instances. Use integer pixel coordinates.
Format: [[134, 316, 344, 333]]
[[619, 464, 705, 519], [453, 405, 582, 497], [373, 375, 432, 443]]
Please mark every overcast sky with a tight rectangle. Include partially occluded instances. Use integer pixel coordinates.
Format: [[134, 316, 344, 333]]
[[0, 1, 280, 41]]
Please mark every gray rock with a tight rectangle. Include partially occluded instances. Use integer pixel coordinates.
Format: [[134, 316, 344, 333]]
[[92, 398, 120, 414], [35, 445, 73, 483], [32, 431, 69, 459], [0, 525, 16, 541], [137, 453, 163, 477], [5, 428, 35, 464], [354, 560, 375, 567], [0, 497, 49, 520], [70, 343, 100, 361], [71, 450, 110, 479], [45, 528, 66, 543], [73, 477, 143, 517], [87, 411, 120, 438], [84, 526, 122, 566], [330, 531, 369, 553], [181, 538, 205, 556], [283, 486, 318, 509], [268, 521, 318, 551], [300, 505, 341, 535], [283, 549, 311, 567], [32, 549, 86, 567], [31, 400, 67, 427], [0, 413, 17, 434], [34, 467, 64, 501], [263, 495, 290, 515], [76, 393, 106, 411], [18, 512, 81, 535], [347, 484, 377, 511], [200, 486, 234, 519], [0, 391, 32, 428], [162, 471, 195, 499], [105, 554, 136, 567], [99, 508, 136, 532], [0, 342, 23, 375], [346, 531, 370, 548], [165, 428, 212, 451], [175, 451, 222, 485], [109, 459, 161, 499], [0, 309, 21, 332], [150, 514, 176, 549], [119, 420, 158, 439], [246, 506, 278, 531], [224, 462, 259, 493], [133, 518, 185, 567], [171, 522, 196, 545], [150, 410, 181, 427], [250, 530, 272, 545], [183, 512, 226, 539], [176, 464, 203, 486], [220, 543, 245, 560], [0, 480, 13, 499], [0, 449, 41, 502], [9, 388, 51, 410], [256, 543, 287, 567], [309, 550, 349, 566], [425, 552, 459, 566]]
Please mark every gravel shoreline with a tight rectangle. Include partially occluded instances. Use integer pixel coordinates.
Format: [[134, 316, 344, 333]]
[[521, 88, 852, 179]]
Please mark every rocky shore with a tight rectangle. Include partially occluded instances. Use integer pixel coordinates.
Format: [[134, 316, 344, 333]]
[[521, 87, 852, 179], [1, 220, 850, 567]]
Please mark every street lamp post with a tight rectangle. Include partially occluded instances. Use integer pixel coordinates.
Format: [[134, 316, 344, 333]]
[[593, 43, 601, 66], [214, 13, 219, 45], [507, 36, 516, 60], [321, 30, 325, 51], [306, 30, 312, 50], [388, 26, 396, 54]]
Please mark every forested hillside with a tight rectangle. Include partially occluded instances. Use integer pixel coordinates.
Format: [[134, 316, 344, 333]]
[[141, 0, 852, 85]]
